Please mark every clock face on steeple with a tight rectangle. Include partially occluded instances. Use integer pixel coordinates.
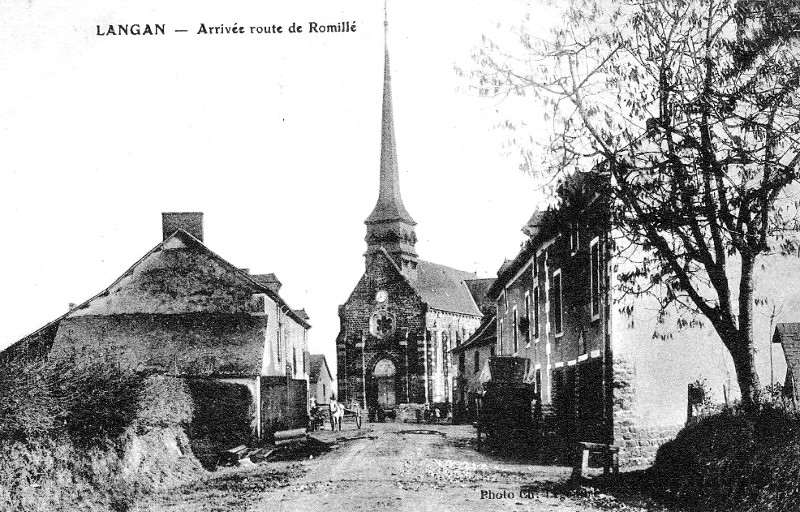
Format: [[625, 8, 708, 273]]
[[375, 290, 388, 303]]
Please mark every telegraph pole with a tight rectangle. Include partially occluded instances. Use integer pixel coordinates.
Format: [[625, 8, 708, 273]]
[[361, 330, 368, 409]]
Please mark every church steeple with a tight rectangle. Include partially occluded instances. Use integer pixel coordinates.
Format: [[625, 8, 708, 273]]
[[365, 8, 418, 278]]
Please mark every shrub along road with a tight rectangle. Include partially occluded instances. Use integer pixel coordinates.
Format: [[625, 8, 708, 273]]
[[135, 422, 679, 511]]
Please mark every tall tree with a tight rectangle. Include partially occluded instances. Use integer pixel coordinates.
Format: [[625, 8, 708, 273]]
[[467, 0, 800, 408]]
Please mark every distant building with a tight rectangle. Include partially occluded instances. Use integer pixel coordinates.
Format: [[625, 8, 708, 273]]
[[336, 30, 485, 420], [451, 312, 496, 423], [2, 212, 311, 437], [488, 173, 738, 465], [309, 354, 334, 405]]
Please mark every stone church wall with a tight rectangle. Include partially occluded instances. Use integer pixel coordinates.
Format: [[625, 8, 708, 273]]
[[426, 311, 482, 405], [337, 253, 427, 408]]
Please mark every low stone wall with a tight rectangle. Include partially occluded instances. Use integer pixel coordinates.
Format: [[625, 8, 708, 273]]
[[616, 423, 681, 466]]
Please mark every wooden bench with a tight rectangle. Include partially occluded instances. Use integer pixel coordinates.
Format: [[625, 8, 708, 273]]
[[572, 442, 619, 480]]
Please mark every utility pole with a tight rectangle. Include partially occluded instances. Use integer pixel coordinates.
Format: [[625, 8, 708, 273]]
[[423, 329, 430, 404], [770, 302, 777, 392], [404, 328, 410, 403], [361, 330, 368, 409], [343, 325, 348, 404]]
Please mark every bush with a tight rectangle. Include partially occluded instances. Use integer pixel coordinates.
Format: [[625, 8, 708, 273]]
[[0, 357, 60, 440], [651, 402, 800, 511], [0, 370, 204, 512], [0, 352, 145, 447]]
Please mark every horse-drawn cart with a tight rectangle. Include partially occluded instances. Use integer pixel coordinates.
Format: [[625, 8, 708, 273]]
[[475, 356, 536, 451], [341, 401, 363, 429], [328, 400, 363, 430]]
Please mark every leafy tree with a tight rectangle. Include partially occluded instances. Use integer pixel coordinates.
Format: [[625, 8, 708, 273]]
[[466, 0, 800, 408]]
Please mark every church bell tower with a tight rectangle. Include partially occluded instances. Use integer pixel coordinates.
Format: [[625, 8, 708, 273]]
[[364, 14, 418, 279]]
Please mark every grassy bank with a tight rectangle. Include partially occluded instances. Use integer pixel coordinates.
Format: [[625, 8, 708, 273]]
[[0, 356, 253, 511], [651, 404, 800, 511]]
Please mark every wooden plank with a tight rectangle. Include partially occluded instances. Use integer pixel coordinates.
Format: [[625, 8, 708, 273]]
[[249, 447, 276, 463]]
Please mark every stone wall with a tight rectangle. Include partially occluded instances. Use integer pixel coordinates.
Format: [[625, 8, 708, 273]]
[[260, 376, 309, 435], [428, 311, 482, 404], [612, 357, 681, 466]]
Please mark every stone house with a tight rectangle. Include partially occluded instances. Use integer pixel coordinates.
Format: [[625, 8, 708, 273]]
[[309, 354, 334, 405], [450, 312, 496, 423], [487, 173, 741, 465], [2, 212, 311, 438], [336, 32, 485, 420]]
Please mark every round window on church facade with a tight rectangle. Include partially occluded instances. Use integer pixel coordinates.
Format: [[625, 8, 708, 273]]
[[369, 310, 396, 339]]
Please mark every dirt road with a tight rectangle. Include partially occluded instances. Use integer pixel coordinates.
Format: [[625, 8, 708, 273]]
[[255, 423, 659, 512], [137, 422, 674, 512]]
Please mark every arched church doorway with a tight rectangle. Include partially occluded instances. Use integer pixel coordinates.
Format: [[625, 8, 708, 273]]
[[374, 358, 396, 408]]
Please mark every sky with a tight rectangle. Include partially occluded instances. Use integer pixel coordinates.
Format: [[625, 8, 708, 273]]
[[0, 0, 554, 375]]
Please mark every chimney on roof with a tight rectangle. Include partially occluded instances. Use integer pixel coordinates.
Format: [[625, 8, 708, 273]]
[[251, 273, 282, 294], [162, 212, 203, 242]]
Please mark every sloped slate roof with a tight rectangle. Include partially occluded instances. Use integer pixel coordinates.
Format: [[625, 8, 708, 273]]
[[452, 314, 496, 354], [774, 323, 800, 343], [309, 353, 331, 383], [415, 260, 482, 317], [67, 230, 309, 327], [773, 323, 800, 394], [522, 211, 547, 238], [774, 323, 800, 366], [252, 273, 282, 293], [2, 228, 310, 361], [293, 309, 310, 321], [464, 278, 497, 317]]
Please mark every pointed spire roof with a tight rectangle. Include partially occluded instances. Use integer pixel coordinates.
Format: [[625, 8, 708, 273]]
[[365, 14, 415, 226]]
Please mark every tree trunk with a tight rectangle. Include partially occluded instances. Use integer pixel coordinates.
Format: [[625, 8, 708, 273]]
[[730, 340, 761, 411], [733, 254, 762, 411]]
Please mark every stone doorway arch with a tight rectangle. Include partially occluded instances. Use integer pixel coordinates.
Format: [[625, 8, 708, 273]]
[[374, 358, 397, 408]]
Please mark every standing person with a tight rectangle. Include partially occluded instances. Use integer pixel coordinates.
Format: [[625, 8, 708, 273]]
[[329, 394, 343, 431]]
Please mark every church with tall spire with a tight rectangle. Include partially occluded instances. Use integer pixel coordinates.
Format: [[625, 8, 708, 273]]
[[336, 12, 489, 420], [364, 13, 417, 279]]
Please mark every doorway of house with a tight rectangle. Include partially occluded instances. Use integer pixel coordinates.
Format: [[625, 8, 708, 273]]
[[374, 358, 396, 408]]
